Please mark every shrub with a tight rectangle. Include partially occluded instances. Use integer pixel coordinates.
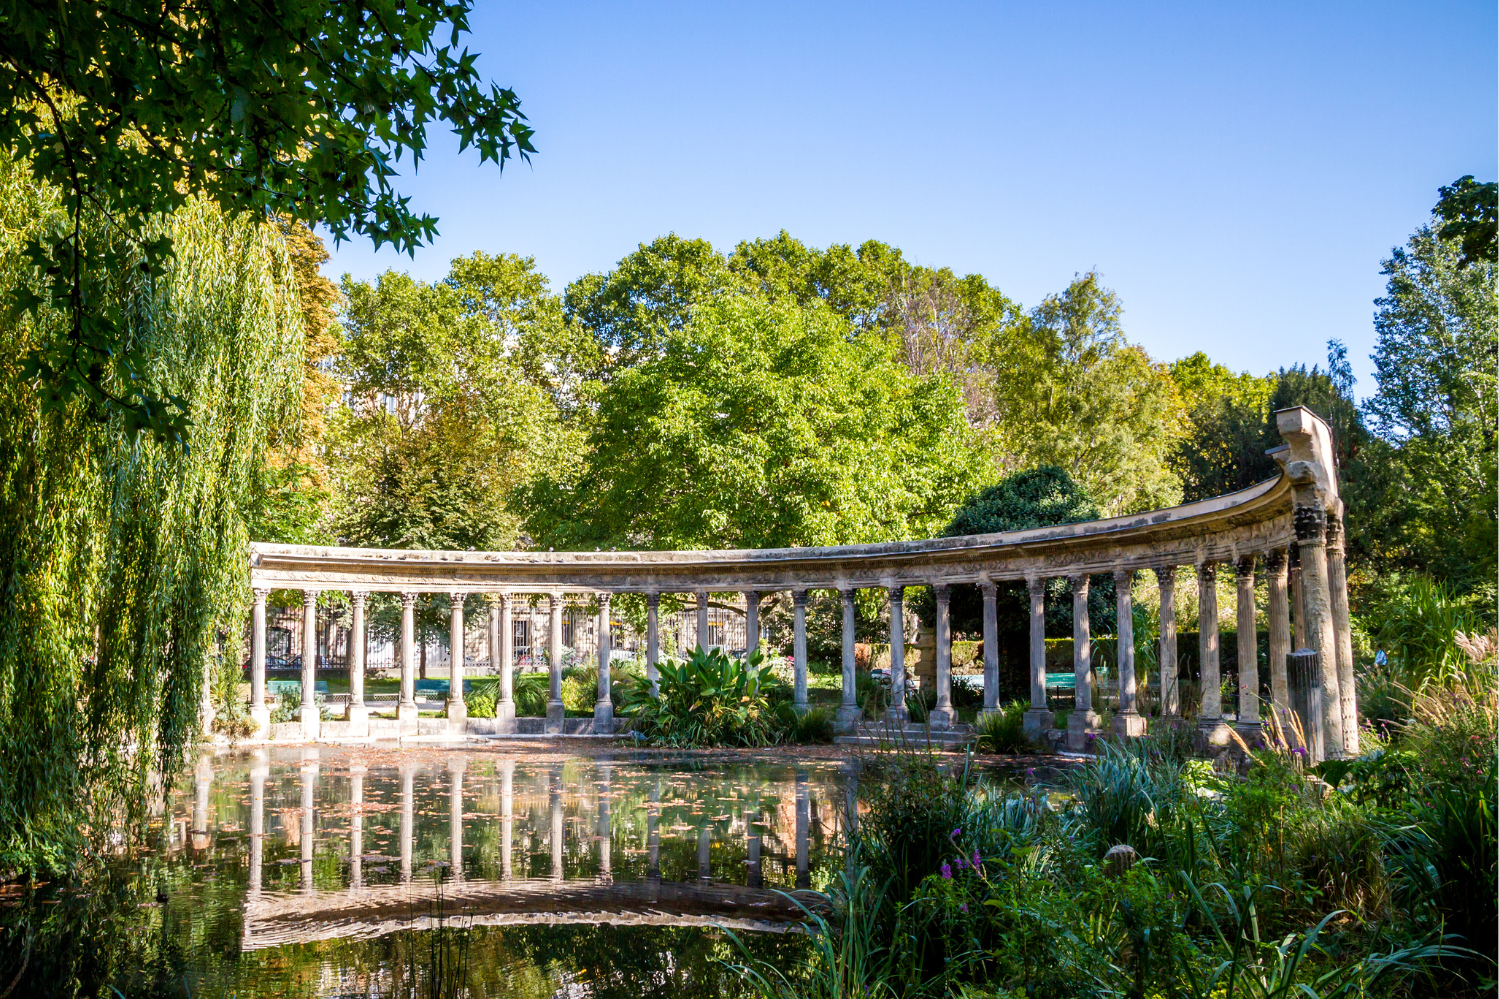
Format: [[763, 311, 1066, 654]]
[[466, 687, 496, 718], [618, 647, 785, 747], [1362, 576, 1480, 688], [974, 701, 1028, 754], [788, 706, 835, 744], [561, 666, 597, 713]]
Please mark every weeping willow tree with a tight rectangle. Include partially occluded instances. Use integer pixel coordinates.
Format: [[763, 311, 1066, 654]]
[[0, 157, 304, 872]]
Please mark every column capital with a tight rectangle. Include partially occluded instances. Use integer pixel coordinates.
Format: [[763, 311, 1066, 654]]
[[1293, 504, 1327, 544], [1196, 561, 1217, 582], [547, 591, 562, 610], [983, 578, 1000, 596], [252, 587, 271, 600], [1069, 573, 1090, 594], [1235, 554, 1256, 578], [887, 584, 904, 601], [792, 588, 808, 607], [350, 590, 368, 605], [487, 591, 509, 607], [449, 591, 465, 610], [646, 590, 660, 607], [303, 589, 319, 606], [1288, 541, 1301, 568], [1152, 565, 1177, 585], [1112, 567, 1134, 586], [1025, 575, 1044, 597], [1324, 511, 1345, 554], [597, 591, 612, 608], [1264, 547, 1288, 574], [840, 587, 856, 605], [400, 591, 418, 609], [932, 582, 950, 598]]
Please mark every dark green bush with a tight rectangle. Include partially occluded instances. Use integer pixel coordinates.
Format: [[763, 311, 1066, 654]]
[[618, 647, 785, 747], [974, 701, 1028, 753]]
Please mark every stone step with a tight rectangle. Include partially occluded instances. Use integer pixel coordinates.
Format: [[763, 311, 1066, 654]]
[[835, 721, 974, 748]]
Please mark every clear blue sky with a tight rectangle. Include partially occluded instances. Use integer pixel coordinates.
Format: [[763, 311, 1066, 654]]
[[322, 1, 1496, 392]]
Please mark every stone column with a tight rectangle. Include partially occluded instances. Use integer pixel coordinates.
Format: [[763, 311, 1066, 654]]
[[1290, 543, 1306, 650], [1326, 514, 1358, 756], [1156, 567, 1180, 718], [301, 589, 320, 738], [1023, 576, 1054, 735], [1196, 562, 1230, 746], [836, 588, 860, 733], [930, 584, 955, 729], [398, 592, 418, 730], [645, 592, 661, 696], [884, 585, 908, 724], [1066, 575, 1101, 750], [348, 592, 368, 726], [1113, 569, 1146, 737], [546, 593, 564, 734], [792, 589, 809, 713], [349, 762, 365, 890], [499, 759, 514, 881], [1236, 556, 1261, 735], [399, 761, 414, 882], [447, 593, 467, 723], [980, 581, 1000, 717], [250, 588, 270, 736], [1294, 502, 1345, 758], [745, 590, 761, 657], [494, 593, 516, 733], [594, 593, 614, 733], [299, 749, 317, 892], [448, 756, 465, 880], [248, 749, 267, 894], [695, 589, 710, 652], [1265, 548, 1291, 726]]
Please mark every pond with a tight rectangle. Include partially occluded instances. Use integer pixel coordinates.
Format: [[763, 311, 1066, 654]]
[[0, 747, 858, 998]]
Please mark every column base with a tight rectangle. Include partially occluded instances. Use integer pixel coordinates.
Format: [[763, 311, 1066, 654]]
[[593, 701, 614, 735], [834, 704, 862, 735], [883, 704, 909, 726], [300, 705, 321, 741], [1196, 717, 1233, 749], [250, 705, 271, 738], [1022, 708, 1055, 736], [446, 698, 467, 723], [347, 702, 369, 725], [495, 700, 517, 735], [1112, 710, 1148, 738], [545, 700, 565, 735], [1234, 720, 1264, 747], [927, 705, 957, 730], [1065, 710, 1103, 751], [397, 701, 418, 735], [792, 700, 810, 715]]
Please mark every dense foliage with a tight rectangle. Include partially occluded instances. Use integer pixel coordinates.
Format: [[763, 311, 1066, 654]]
[[619, 648, 787, 747]]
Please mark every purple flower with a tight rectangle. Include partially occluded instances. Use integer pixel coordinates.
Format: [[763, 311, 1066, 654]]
[[940, 862, 952, 880], [972, 849, 981, 867], [960, 903, 968, 913], [950, 827, 962, 839], [1292, 747, 1308, 758]]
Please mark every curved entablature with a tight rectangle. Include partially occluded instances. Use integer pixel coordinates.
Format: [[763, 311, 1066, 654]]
[[249, 474, 1294, 594]]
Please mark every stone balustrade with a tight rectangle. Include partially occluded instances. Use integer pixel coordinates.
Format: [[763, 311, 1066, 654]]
[[244, 406, 1356, 757]]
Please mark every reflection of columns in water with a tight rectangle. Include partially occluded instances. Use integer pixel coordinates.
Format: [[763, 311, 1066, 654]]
[[192, 754, 212, 851], [500, 760, 514, 881], [300, 749, 318, 892], [647, 779, 661, 880], [448, 757, 465, 881], [697, 822, 711, 882], [399, 762, 415, 883], [795, 771, 810, 889], [597, 763, 612, 882], [747, 799, 762, 888], [249, 750, 268, 894], [349, 763, 366, 890], [549, 765, 564, 881]]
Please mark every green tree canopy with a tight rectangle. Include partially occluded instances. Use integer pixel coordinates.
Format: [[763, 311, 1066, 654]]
[[1433, 175, 1497, 269], [520, 294, 986, 551]]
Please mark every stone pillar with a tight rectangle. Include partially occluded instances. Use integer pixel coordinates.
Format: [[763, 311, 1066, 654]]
[[448, 756, 465, 880], [1066, 575, 1101, 750], [248, 749, 267, 894], [494, 593, 516, 733], [1156, 567, 1180, 718], [1294, 502, 1345, 758], [250, 588, 270, 736], [1265, 548, 1291, 726], [398, 593, 418, 730], [695, 589, 710, 652], [1113, 569, 1146, 737], [884, 585, 908, 724], [795, 770, 810, 890], [1290, 543, 1306, 651], [1197, 562, 1230, 746], [1023, 576, 1054, 735], [301, 590, 320, 738], [645, 592, 660, 696], [745, 590, 761, 658], [499, 759, 514, 881], [1287, 649, 1325, 761], [1236, 556, 1261, 735], [447, 593, 467, 723], [399, 761, 414, 882], [349, 762, 366, 890], [980, 581, 1000, 716], [546, 593, 564, 734], [1326, 514, 1358, 756], [299, 749, 317, 892], [836, 588, 860, 733], [594, 593, 614, 734], [930, 584, 956, 729], [348, 592, 368, 726], [792, 589, 809, 712]]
